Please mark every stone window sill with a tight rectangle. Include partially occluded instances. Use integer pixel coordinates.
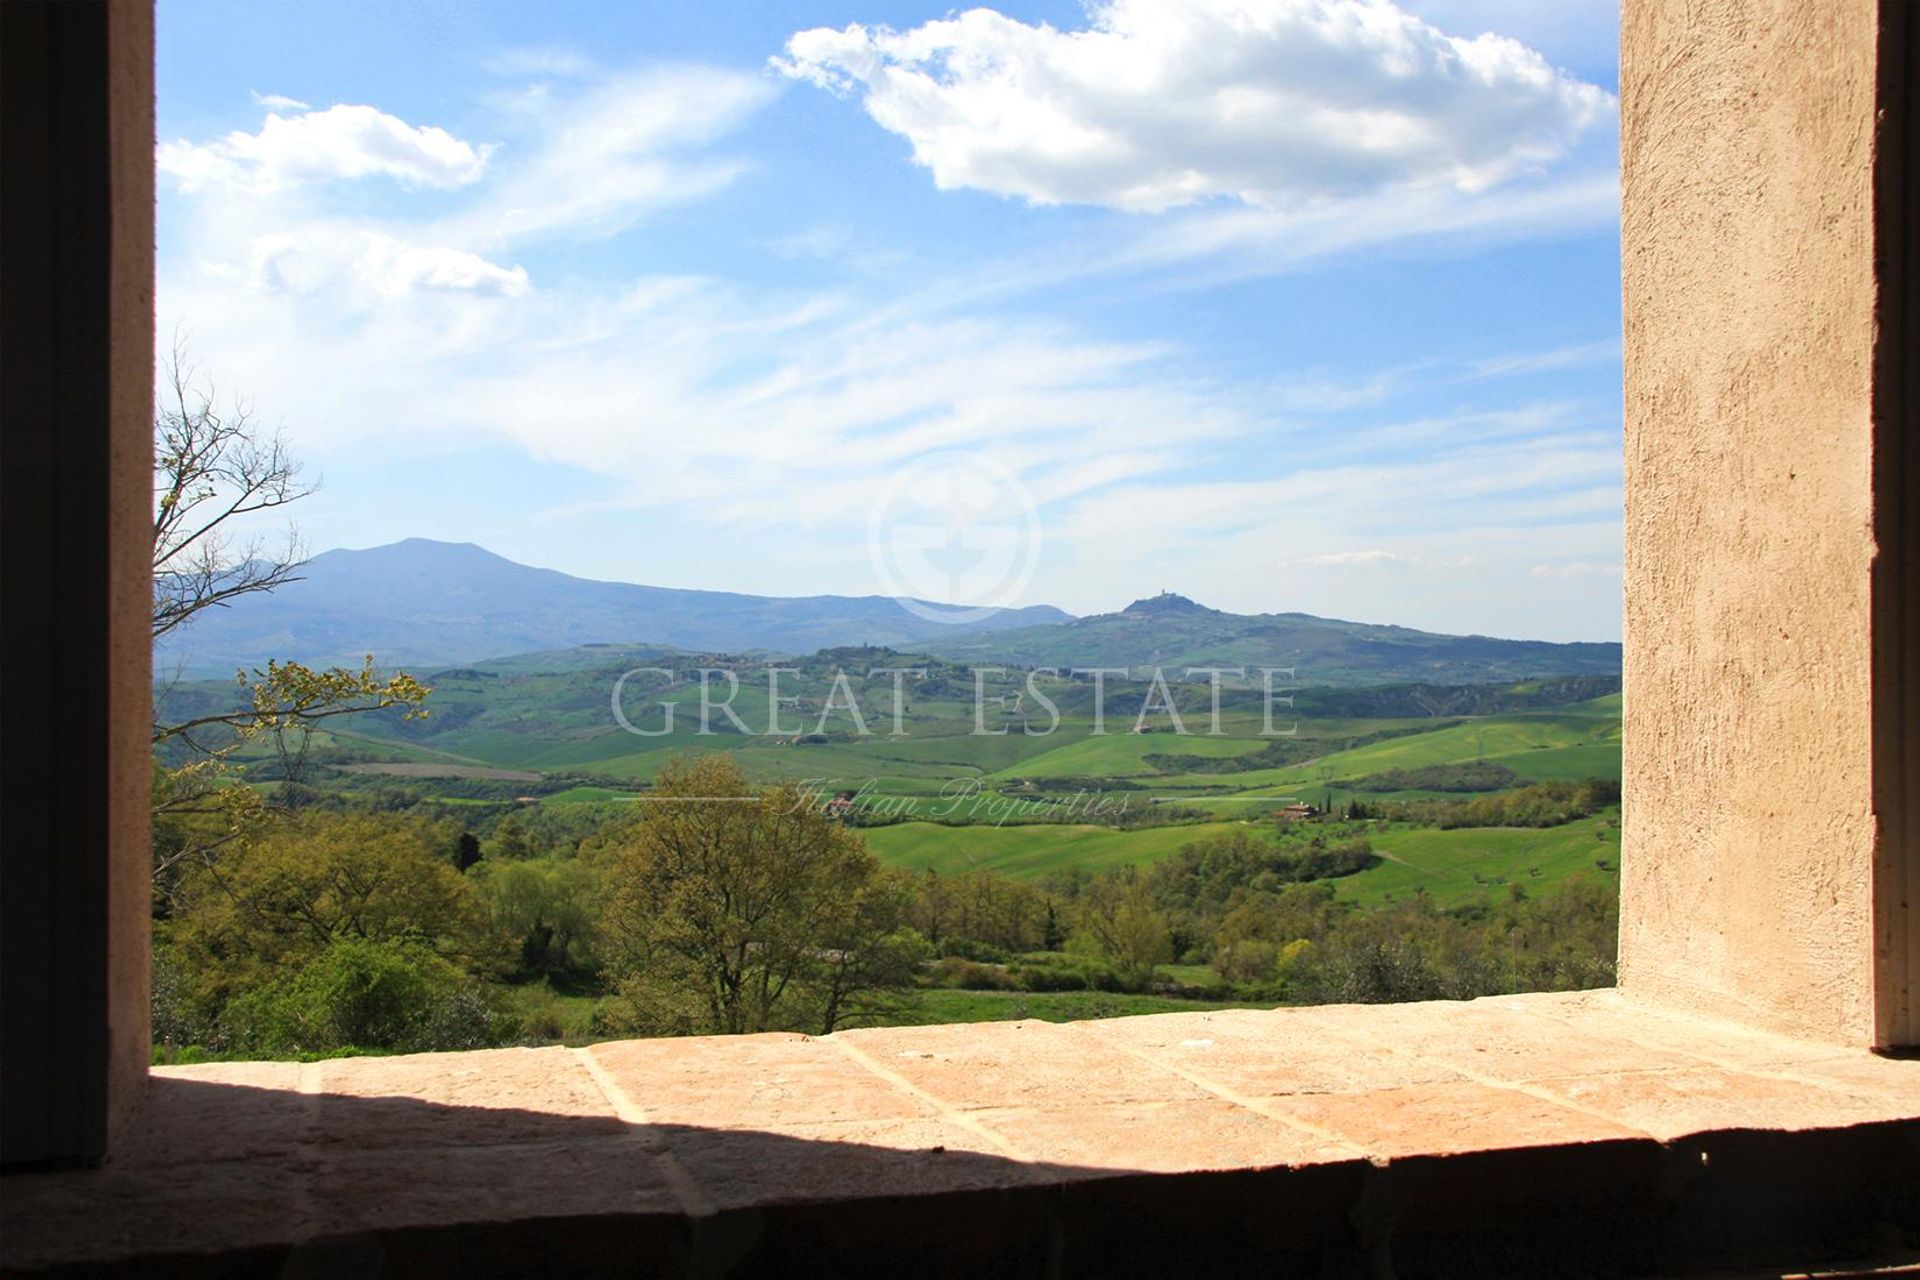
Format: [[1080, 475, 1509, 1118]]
[[3, 990, 1916, 1276]]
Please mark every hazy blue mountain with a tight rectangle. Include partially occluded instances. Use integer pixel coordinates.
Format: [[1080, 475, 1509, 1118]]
[[155, 545, 1619, 687], [915, 592, 1621, 686], [154, 539, 1072, 675]]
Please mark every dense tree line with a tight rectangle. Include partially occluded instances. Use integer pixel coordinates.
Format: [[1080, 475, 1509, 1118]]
[[1280, 675, 1620, 720], [1363, 780, 1620, 829], [152, 755, 1618, 1058]]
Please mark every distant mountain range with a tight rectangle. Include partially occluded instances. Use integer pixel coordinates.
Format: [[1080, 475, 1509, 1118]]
[[154, 541, 1621, 686], [917, 591, 1621, 687], [154, 539, 1070, 675]]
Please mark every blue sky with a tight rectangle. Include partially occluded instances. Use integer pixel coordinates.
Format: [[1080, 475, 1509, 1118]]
[[157, 0, 1623, 642]]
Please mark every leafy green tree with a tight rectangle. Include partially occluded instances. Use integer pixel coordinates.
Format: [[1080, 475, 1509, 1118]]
[[161, 811, 500, 1023], [596, 755, 925, 1036], [1211, 895, 1291, 986], [909, 869, 1049, 957], [811, 868, 930, 1033], [1042, 900, 1065, 952], [1068, 868, 1173, 990], [485, 813, 536, 861], [472, 856, 597, 977]]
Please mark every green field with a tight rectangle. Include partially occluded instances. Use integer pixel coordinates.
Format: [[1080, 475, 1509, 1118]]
[[190, 656, 1623, 906], [542, 785, 640, 804], [201, 660, 1617, 792], [875, 989, 1280, 1027], [1337, 814, 1620, 906], [863, 809, 1620, 908], [994, 731, 1263, 778], [863, 819, 1260, 877]]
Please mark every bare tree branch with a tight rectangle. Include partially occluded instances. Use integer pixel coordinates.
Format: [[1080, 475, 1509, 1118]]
[[149, 341, 430, 893], [152, 337, 316, 640]]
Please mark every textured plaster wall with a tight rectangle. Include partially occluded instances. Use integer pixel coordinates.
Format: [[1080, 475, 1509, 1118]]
[[1620, 0, 1880, 1042], [107, 0, 154, 1132]]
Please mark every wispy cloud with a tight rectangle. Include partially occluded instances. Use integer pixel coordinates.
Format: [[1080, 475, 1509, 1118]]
[[161, 65, 778, 306], [1293, 549, 1414, 567], [157, 28, 1622, 639], [483, 45, 597, 80], [1530, 560, 1620, 579], [250, 91, 310, 113], [1469, 337, 1621, 379], [441, 68, 778, 249], [1099, 166, 1618, 283]]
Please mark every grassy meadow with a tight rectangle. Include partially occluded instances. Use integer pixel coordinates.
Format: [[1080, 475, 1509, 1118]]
[[199, 656, 1623, 912], [158, 651, 1624, 1054]]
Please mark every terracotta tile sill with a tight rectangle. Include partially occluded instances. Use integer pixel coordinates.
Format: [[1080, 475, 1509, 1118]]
[[2, 990, 1915, 1277]]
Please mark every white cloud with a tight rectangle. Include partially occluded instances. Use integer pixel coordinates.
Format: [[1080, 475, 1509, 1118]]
[[159, 103, 492, 194], [160, 67, 775, 308], [484, 45, 597, 79], [376, 241, 529, 297], [155, 55, 1622, 639], [1530, 560, 1619, 579], [244, 229, 528, 299], [1402, 0, 1618, 82], [162, 220, 1624, 634], [250, 91, 310, 113], [1034, 435, 1622, 634], [775, 0, 1613, 212], [1296, 549, 1413, 566]]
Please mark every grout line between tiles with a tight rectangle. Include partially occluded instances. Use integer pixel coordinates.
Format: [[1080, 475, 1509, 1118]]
[[1366, 1000, 1912, 1123], [1072, 1023, 1373, 1161], [1293, 1008, 1678, 1140], [572, 1046, 719, 1220], [820, 1034, 1037, 1162]]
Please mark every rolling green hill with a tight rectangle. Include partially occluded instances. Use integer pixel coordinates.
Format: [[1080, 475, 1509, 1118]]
[[863, 819, 1259, 877], [1336, 815, 1620, 906], [177, 655, 1619, 801], [167, 631, 1623, 913], [858, 807, 1623, 910], [919, 592, 1621, 687]]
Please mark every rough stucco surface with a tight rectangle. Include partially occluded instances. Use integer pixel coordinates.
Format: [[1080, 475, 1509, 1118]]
[[1621, 0, 1880, 1042], [107, 0, 154, 1137]]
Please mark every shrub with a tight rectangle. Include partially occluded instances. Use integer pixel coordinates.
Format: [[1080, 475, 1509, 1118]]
[[221, 937, 510, 1056], [1012, 962, 1085, 992], [930, 956, 1019, 990], [934, 937, 1012, 964], [1012, 955, 1134, 993], [150, 942, 217, 1050], [500, 982, 602, 1044]]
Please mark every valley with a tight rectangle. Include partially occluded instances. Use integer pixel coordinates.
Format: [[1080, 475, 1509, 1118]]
[[150, 544, 1625, 1055], [176, 645, 1622, 905]]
